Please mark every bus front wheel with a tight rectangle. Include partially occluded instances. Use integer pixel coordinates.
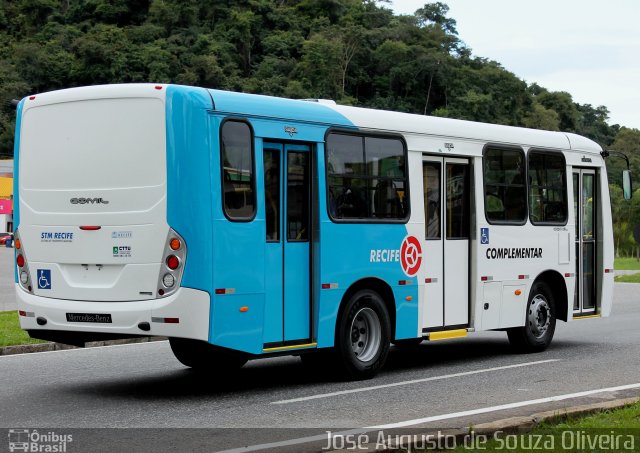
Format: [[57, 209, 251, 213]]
[[336, 289, 390, 380], [169, 338, 248, 370], [507, 281, 557, 352]]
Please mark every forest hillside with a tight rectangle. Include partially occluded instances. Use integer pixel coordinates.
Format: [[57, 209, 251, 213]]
[[1, 0, 639, 252]]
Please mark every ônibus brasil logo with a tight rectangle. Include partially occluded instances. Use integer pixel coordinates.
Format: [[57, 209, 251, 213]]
[[400, 235, 422, 277]]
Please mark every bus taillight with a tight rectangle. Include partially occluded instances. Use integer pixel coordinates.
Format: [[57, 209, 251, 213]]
[[169, 238, 181, 250], [14, 230, 33, 294], [163, 274, 175, 288], [166, 255, 180, 270], [157, 229, 187, 298]]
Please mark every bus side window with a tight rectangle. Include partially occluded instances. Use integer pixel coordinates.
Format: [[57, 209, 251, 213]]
[[528, 150, 567, 224], [483, 147, 526, 224], [263, 149, 280, 241], [373, 179, 401, 218], [326, 132, 408, 221], [221, 120, 256, 221], [327, 134, 367, 219], [484, 159, 505, 220], [423, 162, 441, 239], [287, 151, 309, 241]]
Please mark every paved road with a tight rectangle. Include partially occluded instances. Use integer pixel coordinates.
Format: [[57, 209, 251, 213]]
[[615, 269, 640, 275], [0, 284, 639, 451]]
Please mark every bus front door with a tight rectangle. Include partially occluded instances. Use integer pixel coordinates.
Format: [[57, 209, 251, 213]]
[[421, 157, 470, 331], [263, 142, 311, 345], [573, 169, 597, 315]]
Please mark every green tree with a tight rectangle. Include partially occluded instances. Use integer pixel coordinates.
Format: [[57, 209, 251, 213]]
[[576, 103, 618, 147], [298, 32, 342, 98], [609, 184, 633, 256], [0, 0, 633, 160], [536, 90, 580, 132], [523, 102, 560, 131], [607, 127, 640, 190], [415, 2, 457, 36]]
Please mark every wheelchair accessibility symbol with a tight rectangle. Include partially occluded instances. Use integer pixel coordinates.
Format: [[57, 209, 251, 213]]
[[480, 228, 490, 245], [37, 269, 51, 290]]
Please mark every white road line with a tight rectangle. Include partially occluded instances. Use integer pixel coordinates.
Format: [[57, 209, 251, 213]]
[[220, 382, 640, 453], [271, 359, 560, 404], [0, 340, 167, 358], [372, 382, 640, 428]]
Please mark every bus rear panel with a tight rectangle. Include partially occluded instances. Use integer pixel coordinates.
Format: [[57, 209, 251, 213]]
[[14, 85, 210, 345]]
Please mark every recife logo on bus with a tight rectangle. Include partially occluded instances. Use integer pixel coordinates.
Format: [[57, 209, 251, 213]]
[[400, 235, 422, 277], [369, 235, 422, 277]]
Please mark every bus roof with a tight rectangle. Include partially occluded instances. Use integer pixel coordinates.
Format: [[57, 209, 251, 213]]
[[208, 88, 603, 155], [208, 89, 354, 128], [22, 84, 602, 155], [329, 104, 602, 154]]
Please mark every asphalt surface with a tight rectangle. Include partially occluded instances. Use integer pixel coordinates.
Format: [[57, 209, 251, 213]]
[[0, 283, 639, 451]]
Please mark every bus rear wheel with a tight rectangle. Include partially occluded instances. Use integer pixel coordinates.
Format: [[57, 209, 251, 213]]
[[507, 281, 557, 352], [169, 338, 248, 370], [336, 289, 390, 380]]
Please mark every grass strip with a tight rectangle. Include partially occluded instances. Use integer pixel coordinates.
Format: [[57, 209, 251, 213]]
[[0, 310, 47, 347], [432, 402, 640, 452], [614, 257, 640, 270], [615, 273, 640, 283]]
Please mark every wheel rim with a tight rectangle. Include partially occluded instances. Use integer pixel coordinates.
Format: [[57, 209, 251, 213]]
[[528, 294, 551, 339], [350, 307, 381, 362]]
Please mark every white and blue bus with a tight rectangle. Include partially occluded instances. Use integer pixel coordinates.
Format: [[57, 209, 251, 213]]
[[12, 84, 626, 379]]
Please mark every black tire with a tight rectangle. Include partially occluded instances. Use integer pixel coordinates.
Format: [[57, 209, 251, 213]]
[[507, 281, 557, 352], [335, 289, 391, 380], [169, 338, 248, 370]]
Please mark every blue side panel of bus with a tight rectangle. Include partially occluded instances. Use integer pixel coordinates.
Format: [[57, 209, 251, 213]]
[[206, 92, 358, 354], [208, 90, 354, 127], [314, 222, 419, 348], [165, 85, 215, 296], [166, 86, 419, 354], [208, 114, 266, 354], [13, 99, 25, 283], [314, 152, 419, 347]]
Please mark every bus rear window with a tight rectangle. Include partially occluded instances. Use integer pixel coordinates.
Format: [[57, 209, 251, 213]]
[[221, 121, 255, 221]]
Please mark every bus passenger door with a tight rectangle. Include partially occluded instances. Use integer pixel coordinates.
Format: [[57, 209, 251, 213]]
[[422, 157, 470, 330], [573, 169, 597, 314], [263, 142, 311, 345]]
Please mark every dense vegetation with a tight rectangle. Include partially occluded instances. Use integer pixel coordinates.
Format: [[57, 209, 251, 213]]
[[1, 0, 639, 252]]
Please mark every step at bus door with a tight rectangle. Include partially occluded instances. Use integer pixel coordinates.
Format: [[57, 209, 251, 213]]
[[421, 157, 470, 330], [573, 169, 597, 314], [263, 142, 311, 344]]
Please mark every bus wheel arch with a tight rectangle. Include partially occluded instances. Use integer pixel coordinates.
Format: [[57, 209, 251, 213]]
[[334, 281, 393, 379], [533, 270, 568, 322], [508, 272, 564, 352], [333, 279, 395, 379], [338, 278, 397, 341]]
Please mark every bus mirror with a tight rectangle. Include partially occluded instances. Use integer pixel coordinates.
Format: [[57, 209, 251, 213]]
[[623, 170, 632, 200]]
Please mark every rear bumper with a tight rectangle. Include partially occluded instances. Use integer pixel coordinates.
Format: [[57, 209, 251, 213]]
[[16, 285, 210, 344]]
